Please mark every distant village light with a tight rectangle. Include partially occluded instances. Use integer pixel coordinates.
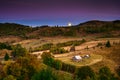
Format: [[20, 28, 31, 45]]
[[68, 22, 72, 26]]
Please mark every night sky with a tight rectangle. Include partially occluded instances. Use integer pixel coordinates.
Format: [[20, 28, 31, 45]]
[[0, 0, 120, 26]]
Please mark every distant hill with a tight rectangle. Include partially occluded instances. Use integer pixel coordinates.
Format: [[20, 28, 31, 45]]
[[78, 20, 120, 27], [0, 23, 33, 37], [0, 20, 120, 38], [77, 20, 120, 33]]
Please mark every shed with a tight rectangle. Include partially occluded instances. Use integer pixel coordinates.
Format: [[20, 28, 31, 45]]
[[83, 54, 90, 59]]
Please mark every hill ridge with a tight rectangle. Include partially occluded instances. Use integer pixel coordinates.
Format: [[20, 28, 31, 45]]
[[0, 20, 120, 38]]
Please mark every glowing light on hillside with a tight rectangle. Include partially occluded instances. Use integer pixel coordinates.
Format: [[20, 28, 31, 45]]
[[68, 22, 72, 26]]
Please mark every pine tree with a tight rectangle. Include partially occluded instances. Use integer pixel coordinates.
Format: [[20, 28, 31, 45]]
[[4, 53, 9, 61], [106, 40, 111, 47]]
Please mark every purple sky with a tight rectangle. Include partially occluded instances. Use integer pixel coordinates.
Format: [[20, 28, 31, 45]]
[[0, 0, 120, 26]]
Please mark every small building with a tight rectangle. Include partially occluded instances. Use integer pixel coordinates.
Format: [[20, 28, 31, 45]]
[[83, 54, 90, 59], [72, 55, 82, 62]]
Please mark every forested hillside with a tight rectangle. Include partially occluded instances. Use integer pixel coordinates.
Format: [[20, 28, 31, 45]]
[[0, 20, 120, 38]]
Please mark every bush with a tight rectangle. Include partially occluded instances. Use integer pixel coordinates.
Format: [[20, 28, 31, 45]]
[[61, 63, 76, 73], [11, 44, 28, 58], [53, 60, 62, 70], [97, 43, 103, 47], [4, 56, 40, 80], [98, 66, 118, 80], [33, 43, 53, 51], [70, 45, 75, 52], [31, 67, 58, 80], [75, 66, 96, 80], [40, 43, 53, 50], [0, 42, 12, 50], [56, 40, 86, 47], [41, 52, 77, 73], [50, 47, 68, 54], [41, 52, 54, 67]]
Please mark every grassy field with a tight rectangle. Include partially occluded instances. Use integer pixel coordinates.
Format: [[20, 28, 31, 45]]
[[88, 44, 120, 75]]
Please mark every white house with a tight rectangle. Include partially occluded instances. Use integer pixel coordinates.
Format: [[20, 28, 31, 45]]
[[72, 55, 82, 62]]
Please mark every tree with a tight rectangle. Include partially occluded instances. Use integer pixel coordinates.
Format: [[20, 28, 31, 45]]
[[0, 42, 12, 50], [4, 53, 9, 61], [41, 52, 54, 66], [98, 66, 118, 80], [31, 67, 58, 80], [106, 40, 111, 47], [5, 63, 22, 80], [75, 66, 96, 80], [54, 60, 62, 70], [11, 44, 28, 58], [4, 55, 40, 80]]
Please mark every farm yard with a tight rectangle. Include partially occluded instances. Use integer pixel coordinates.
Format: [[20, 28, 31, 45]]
[[56, 53, 103, 67]]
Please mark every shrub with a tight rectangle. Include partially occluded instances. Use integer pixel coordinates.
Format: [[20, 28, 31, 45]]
[[11, 44, 28, 58], [75, 66, 96, 80], [61, 63, 76, 73], [50, 47, 68, 54], [97, 43, 103, 47], [31, 67, 58, 80], [98, 66, 118, 80], [0, 42, 12, 50], [40, 43, 53, 50], [53, 60, 62, 70], [56, 40, 86, 47], [70, 45, 75, 52], [41, 52, 54, 67], [105, 40, 111, 47]]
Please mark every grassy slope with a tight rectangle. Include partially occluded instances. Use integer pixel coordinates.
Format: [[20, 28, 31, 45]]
[[90, 44, 120, 74]]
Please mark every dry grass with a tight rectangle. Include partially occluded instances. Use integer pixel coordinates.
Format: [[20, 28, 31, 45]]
[[0, 36, 21, 43], [14, 37, 83, 49], [0, 49, 11, 56], [90, 44, 120, 74]]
